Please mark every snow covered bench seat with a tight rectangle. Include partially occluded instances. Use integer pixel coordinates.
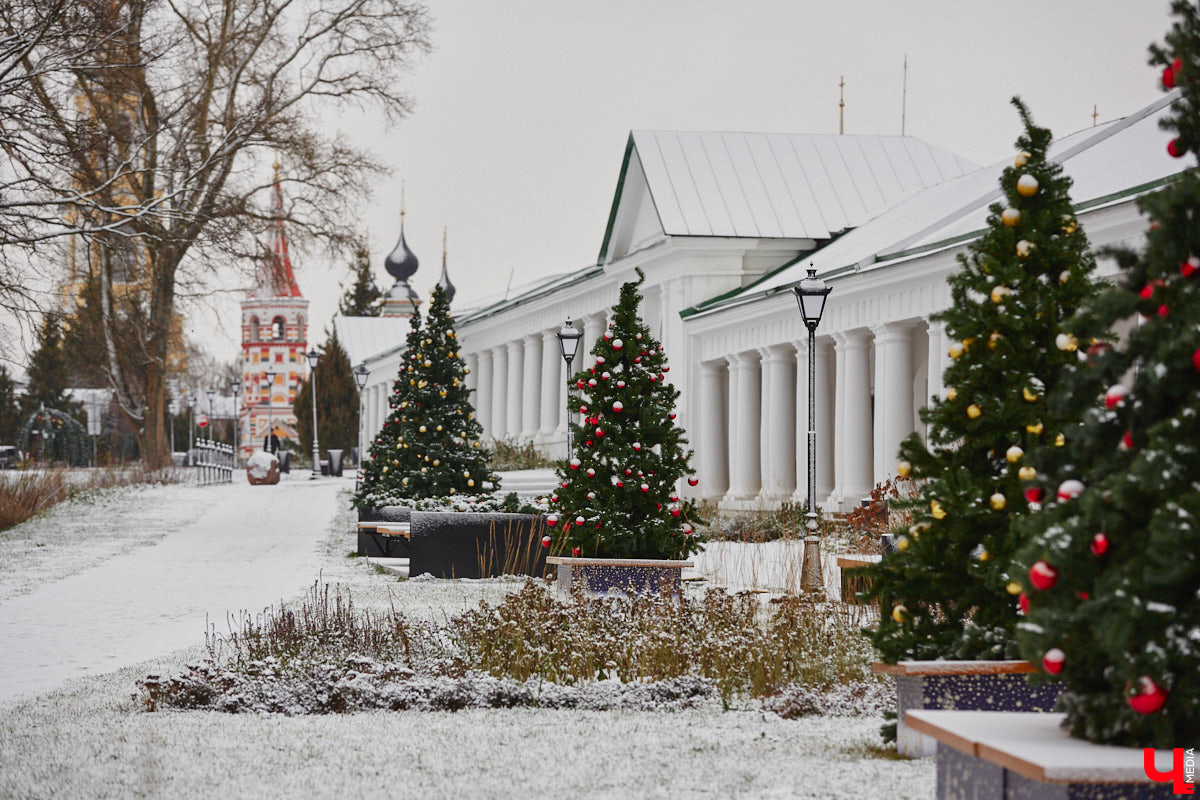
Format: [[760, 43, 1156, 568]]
[[906, 710, 1183, 798], [356, 522, 411, 558]]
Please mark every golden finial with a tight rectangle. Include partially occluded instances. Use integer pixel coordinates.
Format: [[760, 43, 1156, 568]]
[[401, 180, 406, 219], [272, 152, 281, 178], [839, 76, 846, 135], [442, 226, 447, 259], [1092, 104, 1099, 126]]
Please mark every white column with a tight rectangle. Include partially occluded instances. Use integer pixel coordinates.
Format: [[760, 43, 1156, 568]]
[[815, 337, 835, 504], [521, 335, 541, 439], [698, 359, 729, 502], [832, 333, 847, 506], [491, 346, 507, 441], [758, 344, 796, 506], [539, 331, 560, 441], [473, 350, 492, 441], [873, 321, 915, 482], [926, 320, 947, 410], [505, 340, 523, 441], [838, 329, 874, 505], [723, 351, 762, 506], [464, 353, 478, 396]]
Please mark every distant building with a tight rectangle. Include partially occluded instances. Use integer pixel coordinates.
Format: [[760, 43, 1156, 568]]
[[239, 162, 309, 460]]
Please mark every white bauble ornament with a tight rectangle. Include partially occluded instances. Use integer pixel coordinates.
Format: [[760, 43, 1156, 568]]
[[613, 339, 623, 350]]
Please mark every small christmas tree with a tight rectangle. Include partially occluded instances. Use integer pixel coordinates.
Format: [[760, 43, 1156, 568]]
[[547, 269, 703, 560], [858, 101, 1100, 662], [355, 285, 496, 508], [1015, 2, 1200, 748]]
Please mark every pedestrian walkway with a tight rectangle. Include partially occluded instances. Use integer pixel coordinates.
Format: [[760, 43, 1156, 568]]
[[0, 475, 346, 703]]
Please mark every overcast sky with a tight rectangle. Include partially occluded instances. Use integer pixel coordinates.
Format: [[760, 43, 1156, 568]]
[[8, 0, 1181, 372]]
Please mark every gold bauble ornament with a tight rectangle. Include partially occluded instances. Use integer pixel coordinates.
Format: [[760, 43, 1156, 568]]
[[990, 286, 1011, 304], [946, 387, 958, 401], [1016, 173, 1039, 196], [402, 477, 409, 486], [433, 459, 440, 467], [1001, 207, 1021, 227], [963, 337, 975, 351], [436, 425, 443, 431], [467, 479, 475, 487], [1023, 386, 1039, 402], [931, 500, 947, 519], [1055, 433, 1066, 447], [1014, 151, 1031, 167], [1018, 466, 1037, 481], [419, 425, 427, 433], [967, 404, 982, 419], [1059, 270, 1071, 284], [949, 343, 965, 360], [989, 332, 1003, 350], [423, 360, 432, 367], [439, 390, 447, 397], [1016, 239, 1034, 258], [421, 467, 428, 474], [892, 605, 909, 623], [464, 368, 470, 374], [1061, 215, 1077, 234], [978, 550, 991, 562], [897, 460, 912, 478], [1006, 581, 1023, 595], [1006, 445, 1024, 463], [449, 488, 456, 495], [989, 493, 1006, 511], [1055, 333, 1078, 352], [896, 536, 910, 552], [1026, 422, 1044, 435], [463, 471, 471, 478]]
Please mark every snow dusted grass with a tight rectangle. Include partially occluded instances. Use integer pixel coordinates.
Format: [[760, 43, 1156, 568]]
[[0, 484, 934, 798]]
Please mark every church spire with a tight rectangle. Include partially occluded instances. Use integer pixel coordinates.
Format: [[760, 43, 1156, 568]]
[[437, 226, 456, 303], [252, 157, 302, 298]]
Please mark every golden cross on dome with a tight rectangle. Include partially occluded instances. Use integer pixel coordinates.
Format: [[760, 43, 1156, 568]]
[[1092, 105, 1099, 126], [839, 76, 846, 135]]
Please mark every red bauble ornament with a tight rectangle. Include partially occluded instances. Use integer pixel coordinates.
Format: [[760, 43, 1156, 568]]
[[579, 405, 588, 414], [687, 477, 699, 486], [575, 516, 585, 526], [1077, 591, 1090, 601], [547, 515, 558, 526], [1024, 486, 1046, 504], [1182, 255, 1200, 277], [669, 413, 677, 420], [1104, 384, 1128, 410], [1173, 57, 1184, 72], [1127, 677, 1168, 715], [634, 357, 641, 364], [640, 483, 649, 492], [1168, 138, 1187, 158], [1090, 532, 1109, 556], [662, 366, 670, 373], [682, 523, 693, 536], [587, 378, 597, 387], [595, 428, 604, 437], [1193, 346, 1200, 372], [1120, 430, 1134, 451], [616, 481, 624, 488], [1158, 304, 1169, 317], [649, 375, 657, 382], [561, 482, 570, 489], [572, 547, 580, 557], [1029, 560, 1059, 591], [1057, 479, 1085, 502], [670, 507, 681, 517], [1139, 281, 1161, 300], [632, 442, 641, 451], [586, 468, 596, 477], [576, 380, 585, 390], [569, 458, 581, 470], [1018, 592, 1030, 615], [1042, 648, 1065, 675], [541, 535, 552, 548], [1163, 65, 1176, 88], [624, 469, 632, 476], [612, 401, 623, 413]]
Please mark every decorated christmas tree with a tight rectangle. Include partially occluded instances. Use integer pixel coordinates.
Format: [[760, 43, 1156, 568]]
[[1014, 3, 1200, 748], [547, 269, 703, 560], [355, 285, 496, 508], [858, 101, 1100, 662]]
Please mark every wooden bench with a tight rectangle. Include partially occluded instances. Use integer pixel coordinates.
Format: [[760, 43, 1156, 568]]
[[906, 710, 1183, 798], [836, 554, 879, 604], [356, 522, 411, 558], [356, 521, 411, 539]]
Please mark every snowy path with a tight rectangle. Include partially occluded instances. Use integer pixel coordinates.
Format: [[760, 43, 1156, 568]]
[[0, 474, 346, 703]]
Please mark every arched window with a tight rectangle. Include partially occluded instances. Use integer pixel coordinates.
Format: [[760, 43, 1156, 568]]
[[271, 316, 285, 341], [248, 316, 260, 342], [296, 314, 306, 343]]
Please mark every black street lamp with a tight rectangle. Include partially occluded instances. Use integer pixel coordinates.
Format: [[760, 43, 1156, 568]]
[[185, 393, 196, 464], [263, 369, 276, 453], [556, 319, 583, 454], [354, 365, 369, 485], [204, 387, 216, 443], [792, 265, 832, 594], [306, 348, 321, 478], [230, 375, 242, 466]]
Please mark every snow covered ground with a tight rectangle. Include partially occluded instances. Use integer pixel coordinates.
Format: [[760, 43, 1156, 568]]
[[0, 472, 933, 798]]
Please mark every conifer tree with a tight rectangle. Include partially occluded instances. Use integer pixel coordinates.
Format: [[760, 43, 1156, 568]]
[[294, 329, 359, 455], [338, 239, 384, 317], [547, 269, 703, 560], [355, 286, 496, 508], [0, 366, 21, 443], [1015, 3, 1200, 748], [859, 101, 1099, 662], [22, 314, 81, 419]]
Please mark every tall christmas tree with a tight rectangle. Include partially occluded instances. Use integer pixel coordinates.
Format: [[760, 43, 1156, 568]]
[[858, 101, 1100, 662], [355, 285, 496, 508], [1015, 2, 1200, 748], [547, 269, 703, 560]]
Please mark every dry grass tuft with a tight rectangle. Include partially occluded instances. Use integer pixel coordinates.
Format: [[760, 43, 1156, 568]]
[[0, 465, 182, 533]]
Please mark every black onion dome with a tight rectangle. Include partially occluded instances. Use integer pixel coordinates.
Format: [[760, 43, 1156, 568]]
[[438, 253, 455, 303], [384, 223, 419, 280]]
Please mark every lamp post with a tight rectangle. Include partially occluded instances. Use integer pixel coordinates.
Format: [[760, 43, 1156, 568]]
[[185, 393, 196, 464], [204, 387, 216, 444], [792, 265, 833, 594], [354, 365, 369, 486], [230, 375, 242, 466], [555, 319, 583, 456], [263, 369, 276, 453], [306, 348, 321, 478]]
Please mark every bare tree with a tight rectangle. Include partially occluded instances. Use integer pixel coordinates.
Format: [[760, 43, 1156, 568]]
[[1, 0, 431, 466]]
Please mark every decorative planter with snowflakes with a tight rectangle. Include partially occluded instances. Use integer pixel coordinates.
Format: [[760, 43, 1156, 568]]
[[873, 660, 1063, 758], [546, 556, 693, 599]]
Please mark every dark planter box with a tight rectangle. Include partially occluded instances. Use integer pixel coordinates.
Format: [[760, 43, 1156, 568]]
[[408, 512, 551, 580], [874, 661, 1065, 758], [546, 557, 693, 598], [358, 506, 412, 522], [908, 710, 1181, 799]]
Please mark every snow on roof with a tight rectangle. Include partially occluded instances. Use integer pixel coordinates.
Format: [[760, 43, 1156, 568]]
[[451, 269, 585, 324], [626, 130, 981, 242], [688, 93, 1186, 315], [334, 315, 414, 367]]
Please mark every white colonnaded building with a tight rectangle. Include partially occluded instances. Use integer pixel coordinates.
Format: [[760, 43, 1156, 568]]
[[339, 92, 1188, 512]]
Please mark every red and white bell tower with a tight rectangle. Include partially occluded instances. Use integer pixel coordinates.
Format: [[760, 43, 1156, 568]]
[[239, 161, 308, 460]]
